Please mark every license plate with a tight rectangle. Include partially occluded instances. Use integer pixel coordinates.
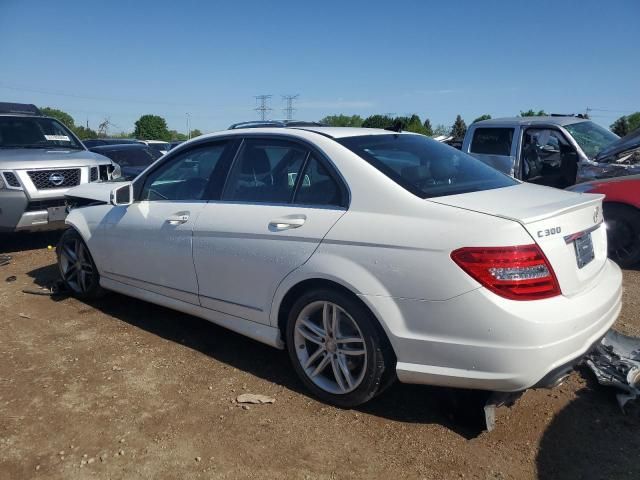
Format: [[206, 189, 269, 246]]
[[574, 233, 594, 269], [48, 206, 67, 222]]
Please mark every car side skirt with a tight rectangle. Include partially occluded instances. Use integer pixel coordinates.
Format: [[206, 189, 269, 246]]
[[100, 277, 284, 349]]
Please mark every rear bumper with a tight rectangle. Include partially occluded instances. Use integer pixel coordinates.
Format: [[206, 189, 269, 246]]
[[363, 259, 623, 392]]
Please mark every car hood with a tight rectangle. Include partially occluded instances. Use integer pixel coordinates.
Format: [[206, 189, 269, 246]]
[[596, 128, 640, 162], [0, 148, 112, 170]]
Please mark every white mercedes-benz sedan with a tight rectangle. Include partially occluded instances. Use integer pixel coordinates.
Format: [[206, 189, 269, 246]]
[[58, 126, 622, 407]]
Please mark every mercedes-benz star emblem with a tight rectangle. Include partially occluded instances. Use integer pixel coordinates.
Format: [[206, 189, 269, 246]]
[[48, 173, 65, 186], [594, 206, 600, 224]]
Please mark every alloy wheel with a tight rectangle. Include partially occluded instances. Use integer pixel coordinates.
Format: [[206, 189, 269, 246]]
[[293, 301, 368, 395], [58, 236, 97, 294]]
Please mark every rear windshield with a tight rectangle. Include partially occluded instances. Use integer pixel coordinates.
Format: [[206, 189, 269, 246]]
[[0, 116, 83, 150], [338, 134, 517, 198]]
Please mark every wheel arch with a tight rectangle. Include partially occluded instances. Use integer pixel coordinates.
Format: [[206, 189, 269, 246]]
[[274, 276, 398, 362]]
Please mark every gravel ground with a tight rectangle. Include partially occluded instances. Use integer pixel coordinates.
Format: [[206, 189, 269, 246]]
[[1, 232, 639, 480]]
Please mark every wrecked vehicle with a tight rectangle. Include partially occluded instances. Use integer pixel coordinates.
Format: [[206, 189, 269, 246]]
[[461, 116, 640, 188], [56, 126, 622, 411], [0, 102, 119, 233], [568, 174, 640, 267]]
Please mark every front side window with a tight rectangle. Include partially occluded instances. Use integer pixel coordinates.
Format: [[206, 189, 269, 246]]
[[222, 138, 307, 203], [141, 143, 227, 201], [521, 129, 578, 187], [470, 128, 514, 156], [339, 134, 517, 198], [0, 116, 83, 150]]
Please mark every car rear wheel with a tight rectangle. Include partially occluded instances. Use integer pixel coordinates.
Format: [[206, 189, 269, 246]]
[[56, 228, 104, 299], [286, 288, 393, 408], [604, 204, 640, 268]]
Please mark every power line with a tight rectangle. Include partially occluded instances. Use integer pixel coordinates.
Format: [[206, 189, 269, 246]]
[[254, 95, 272, 121], [282, 94, 299, 120]]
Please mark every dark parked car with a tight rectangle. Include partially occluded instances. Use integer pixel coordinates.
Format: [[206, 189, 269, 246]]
[[83, 138, 143, 148], [88, 144, 162, 179]]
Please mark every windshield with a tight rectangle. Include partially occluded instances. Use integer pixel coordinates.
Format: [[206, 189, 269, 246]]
[[338, 134, 517, 199], [564, 121, 618, 159], [0, 116, 84, 150]]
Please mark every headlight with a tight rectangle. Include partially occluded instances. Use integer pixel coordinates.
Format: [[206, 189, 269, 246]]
[[111, 163, 122, 180]]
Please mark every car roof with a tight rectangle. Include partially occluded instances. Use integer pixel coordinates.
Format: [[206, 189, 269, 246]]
[[0, 102, 42, 116], [473, 116, 590, 127], [234, 126, 412, 138]]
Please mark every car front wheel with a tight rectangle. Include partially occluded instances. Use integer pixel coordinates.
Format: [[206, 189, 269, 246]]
[[286, 288, 393, 408], [56, 228, 104, 299]]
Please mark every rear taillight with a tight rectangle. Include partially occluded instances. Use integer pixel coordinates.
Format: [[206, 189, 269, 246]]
[[451, 245, 560, 301]]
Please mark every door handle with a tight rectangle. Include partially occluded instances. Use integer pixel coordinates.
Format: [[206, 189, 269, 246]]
[[269, 215, 306, 231], [166, 212, 190, 225]]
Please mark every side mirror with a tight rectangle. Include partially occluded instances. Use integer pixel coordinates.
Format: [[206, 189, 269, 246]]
[[110, 183, 133, 206]]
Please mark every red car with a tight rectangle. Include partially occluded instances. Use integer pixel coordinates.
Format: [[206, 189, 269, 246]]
[[568, 174, 640, 267]]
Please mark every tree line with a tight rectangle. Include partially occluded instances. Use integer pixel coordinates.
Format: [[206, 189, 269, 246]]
[[40, 105, 639, 142], [321, 109, 639, 139], [40, 107, 201, 141]]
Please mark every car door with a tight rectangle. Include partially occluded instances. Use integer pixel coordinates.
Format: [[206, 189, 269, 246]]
[[519, 128, 579, 188], [94, 140, 234, 304], [192, 136, 348, 324], [466, 127, 517, 176]]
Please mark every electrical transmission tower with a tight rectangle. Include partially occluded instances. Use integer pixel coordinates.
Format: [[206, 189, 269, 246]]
[[282, 94, 299, 120], [254, 95, 273, 121]]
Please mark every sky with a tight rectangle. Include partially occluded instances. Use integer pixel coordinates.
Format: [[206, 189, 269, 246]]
[[1, 0, 638, 135]]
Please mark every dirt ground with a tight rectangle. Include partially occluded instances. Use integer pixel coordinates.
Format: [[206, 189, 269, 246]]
[[1, 232, 639, 480]]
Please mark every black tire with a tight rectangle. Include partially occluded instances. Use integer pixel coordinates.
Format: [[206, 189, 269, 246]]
[[603, 203, 640, 268], [285, 288, 395, 408], [56, 228, 105, 299]]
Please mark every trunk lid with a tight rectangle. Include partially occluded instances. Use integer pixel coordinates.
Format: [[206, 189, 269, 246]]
[[430, 183, 607, 297]]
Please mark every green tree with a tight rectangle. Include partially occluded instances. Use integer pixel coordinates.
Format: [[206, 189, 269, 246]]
[[362, 114, 394, 129], [472, 114, 492, 123], [320, 114, 364, 127], [610, 116, 629, 137], [168, 130, 187, 141], [423, 118, 433, 136], [40, 107, 75, 129], [403, 114, 429, 135], [189, 128, 203, 138], [433, 124, 451, 136], [519, 109, 547, 117], [73, 126, 98, 140], [450, 114, 467, 138], [626, 112, 640, 133], [134, 114, 170, 141]]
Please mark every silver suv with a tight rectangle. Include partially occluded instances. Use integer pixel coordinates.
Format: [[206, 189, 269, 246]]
[[0, 103, 118, 233]]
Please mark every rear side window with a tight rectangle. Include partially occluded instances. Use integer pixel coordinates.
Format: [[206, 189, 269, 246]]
[[470, 128, 514, 156], [294, 155, 344, 207], [222, 139, 307, 203], [339, 134, 517, 199]]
